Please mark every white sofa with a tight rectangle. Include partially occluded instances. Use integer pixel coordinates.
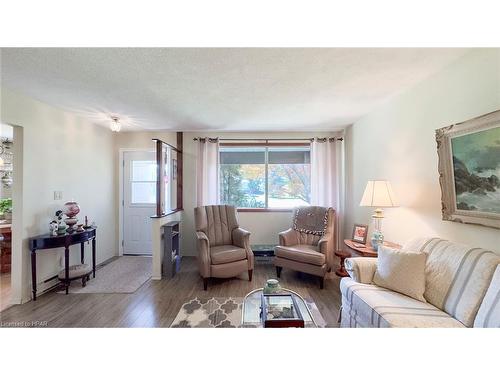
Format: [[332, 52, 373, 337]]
[[340, 237, 500, 328]]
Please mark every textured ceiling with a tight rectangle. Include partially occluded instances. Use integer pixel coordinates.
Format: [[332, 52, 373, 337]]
[[0, 48, 469, 131]]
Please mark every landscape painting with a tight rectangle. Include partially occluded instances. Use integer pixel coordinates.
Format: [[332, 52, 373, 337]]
[[451, 126, 500, 214], [436, 110, 500, 229]]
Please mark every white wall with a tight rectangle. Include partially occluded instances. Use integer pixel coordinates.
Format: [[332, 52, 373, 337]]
[[345, 49, 500, 253], [1, 87, 117, 302], [182, 131, 340, 256]]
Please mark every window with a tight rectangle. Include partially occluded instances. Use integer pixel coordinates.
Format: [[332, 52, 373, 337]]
[[131, 160, 157, 204], [219, 145, 311, 209]]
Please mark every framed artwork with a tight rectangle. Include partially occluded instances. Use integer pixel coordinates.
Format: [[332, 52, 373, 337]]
[[352, 224, 369, 244], [436, 110, 500, 229]]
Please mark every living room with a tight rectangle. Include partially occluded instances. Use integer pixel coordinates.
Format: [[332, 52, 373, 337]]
[[1, 1, 498, 374]]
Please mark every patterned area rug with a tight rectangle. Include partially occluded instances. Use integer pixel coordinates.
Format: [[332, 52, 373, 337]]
[[170, 296, 326, 328]]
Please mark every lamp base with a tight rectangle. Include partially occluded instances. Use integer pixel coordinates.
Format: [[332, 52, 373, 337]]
[[370, 230, 384, 251]]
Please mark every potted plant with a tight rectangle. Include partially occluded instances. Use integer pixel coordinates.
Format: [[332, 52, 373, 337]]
[[0, 198, 12, 221]]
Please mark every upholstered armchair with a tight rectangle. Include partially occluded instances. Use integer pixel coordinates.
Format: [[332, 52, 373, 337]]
[[194, 205, 254, 290], [275, 206, 335, 289]]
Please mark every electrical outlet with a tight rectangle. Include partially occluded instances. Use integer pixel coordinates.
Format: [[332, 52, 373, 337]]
[[54, 191, 63, 200]]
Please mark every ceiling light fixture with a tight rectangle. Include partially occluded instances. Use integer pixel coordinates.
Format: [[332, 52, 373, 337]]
[[110, 116, 122, 132]]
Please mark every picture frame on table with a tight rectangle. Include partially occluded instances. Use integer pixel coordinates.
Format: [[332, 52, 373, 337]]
[[352, 223, 368, 244]]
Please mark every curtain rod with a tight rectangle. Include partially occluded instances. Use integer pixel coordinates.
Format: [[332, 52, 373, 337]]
[[192, 137, 343, 142]]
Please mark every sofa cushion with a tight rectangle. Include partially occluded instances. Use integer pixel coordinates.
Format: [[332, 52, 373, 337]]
[[474, 265, 500, 328], [210, 245, 247, 265], [403, 237, 500, 327], [275, 244, 325, 266], [340, 277, 465, 328], [373, 246, 427, 302]]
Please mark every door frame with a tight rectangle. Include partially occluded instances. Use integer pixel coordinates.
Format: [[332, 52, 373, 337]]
[[118, 148, 155, 256]]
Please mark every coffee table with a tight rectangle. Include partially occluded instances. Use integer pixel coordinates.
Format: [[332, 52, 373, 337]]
[[241, 288, 318, 327]]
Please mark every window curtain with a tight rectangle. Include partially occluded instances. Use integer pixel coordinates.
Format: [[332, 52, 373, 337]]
[[196, 137, 220, 207], [310, 136, 345, 251]]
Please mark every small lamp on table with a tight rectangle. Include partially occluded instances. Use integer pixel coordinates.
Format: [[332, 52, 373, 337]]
[[359, 180, 399, 251]]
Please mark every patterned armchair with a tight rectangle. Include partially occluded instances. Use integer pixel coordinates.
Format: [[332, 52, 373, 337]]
[[194, 205, 254, 290]]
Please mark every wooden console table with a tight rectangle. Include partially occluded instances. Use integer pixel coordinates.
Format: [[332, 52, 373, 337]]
[[29, 227, 96, 300], [335, 239, 401, 277]]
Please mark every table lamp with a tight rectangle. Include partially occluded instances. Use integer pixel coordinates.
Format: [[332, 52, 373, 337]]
[[359, 180, 399, 250]]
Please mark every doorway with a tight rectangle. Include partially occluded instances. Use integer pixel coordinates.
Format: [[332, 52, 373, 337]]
[[122, 150, 156, 255]]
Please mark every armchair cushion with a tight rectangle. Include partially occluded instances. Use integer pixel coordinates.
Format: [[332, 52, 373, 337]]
[[211, 245, 247, 265], [345, 257, 378, 284], [275, 244, 325, 266]]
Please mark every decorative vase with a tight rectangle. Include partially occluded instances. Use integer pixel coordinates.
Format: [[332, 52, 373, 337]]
[[57, 224, 67, 235], [371, 231, 384, 251], [63, 201, 80, 218], [64, 217, 78, 232], [263, 279, 282, 294]]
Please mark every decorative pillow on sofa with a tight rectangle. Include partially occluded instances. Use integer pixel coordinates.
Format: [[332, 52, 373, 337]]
[[373, 246, 427, 302]]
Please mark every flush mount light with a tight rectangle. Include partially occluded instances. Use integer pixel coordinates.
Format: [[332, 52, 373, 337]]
[[110, 116, 122, 132]]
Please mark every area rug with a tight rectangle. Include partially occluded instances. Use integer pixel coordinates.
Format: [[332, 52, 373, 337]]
[[57, 256, 151, 294], [170, 296, 327, 328]]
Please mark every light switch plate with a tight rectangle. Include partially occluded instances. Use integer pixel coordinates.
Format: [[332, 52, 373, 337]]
[[54, 191, 63, 200]]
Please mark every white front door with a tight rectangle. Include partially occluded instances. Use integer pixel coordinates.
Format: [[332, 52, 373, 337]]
[[123, 150, 156, 255]]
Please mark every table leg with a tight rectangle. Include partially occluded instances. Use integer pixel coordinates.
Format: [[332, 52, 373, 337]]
[[65, 246, 69, 294], [335, 253, 349, 278], [92, 237, 96, 278], [80, 242, 85, 264], [31, 251, 37, 301]]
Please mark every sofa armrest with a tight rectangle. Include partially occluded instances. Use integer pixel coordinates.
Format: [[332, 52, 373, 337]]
[[196, 231, 211, 277], [278, 228, 298, 246], [345, 257, 378, 284]]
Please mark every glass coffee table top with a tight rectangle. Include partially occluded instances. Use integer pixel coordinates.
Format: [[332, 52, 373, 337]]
[[241, 288, 318, 328]]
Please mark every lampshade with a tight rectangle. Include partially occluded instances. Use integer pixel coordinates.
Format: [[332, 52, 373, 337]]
[[359, 180, 399, 207]]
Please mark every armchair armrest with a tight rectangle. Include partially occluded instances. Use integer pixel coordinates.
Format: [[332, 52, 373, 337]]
[[344, 257, 378, 284], [317, 235, 330, 255], [232, 227, 254, 270], [278, 228, 298, 246], [195, 231, 211, 277], [196, 231, 209, 244], [232, 227, 250, 249]]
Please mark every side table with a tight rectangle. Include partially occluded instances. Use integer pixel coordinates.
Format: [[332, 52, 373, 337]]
[[335, 239, 401, 277], [29, 227, 97, 300]]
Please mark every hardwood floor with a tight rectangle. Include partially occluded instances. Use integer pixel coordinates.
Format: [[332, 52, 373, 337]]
[[0, 257, 342, 327]]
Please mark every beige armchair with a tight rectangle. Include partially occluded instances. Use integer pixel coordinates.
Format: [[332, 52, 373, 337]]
[[194, 205, 254, 290], [275, 206, 335, 289]]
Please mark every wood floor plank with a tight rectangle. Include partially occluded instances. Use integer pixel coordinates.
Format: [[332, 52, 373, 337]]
[[0, 257, 341, 327]]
